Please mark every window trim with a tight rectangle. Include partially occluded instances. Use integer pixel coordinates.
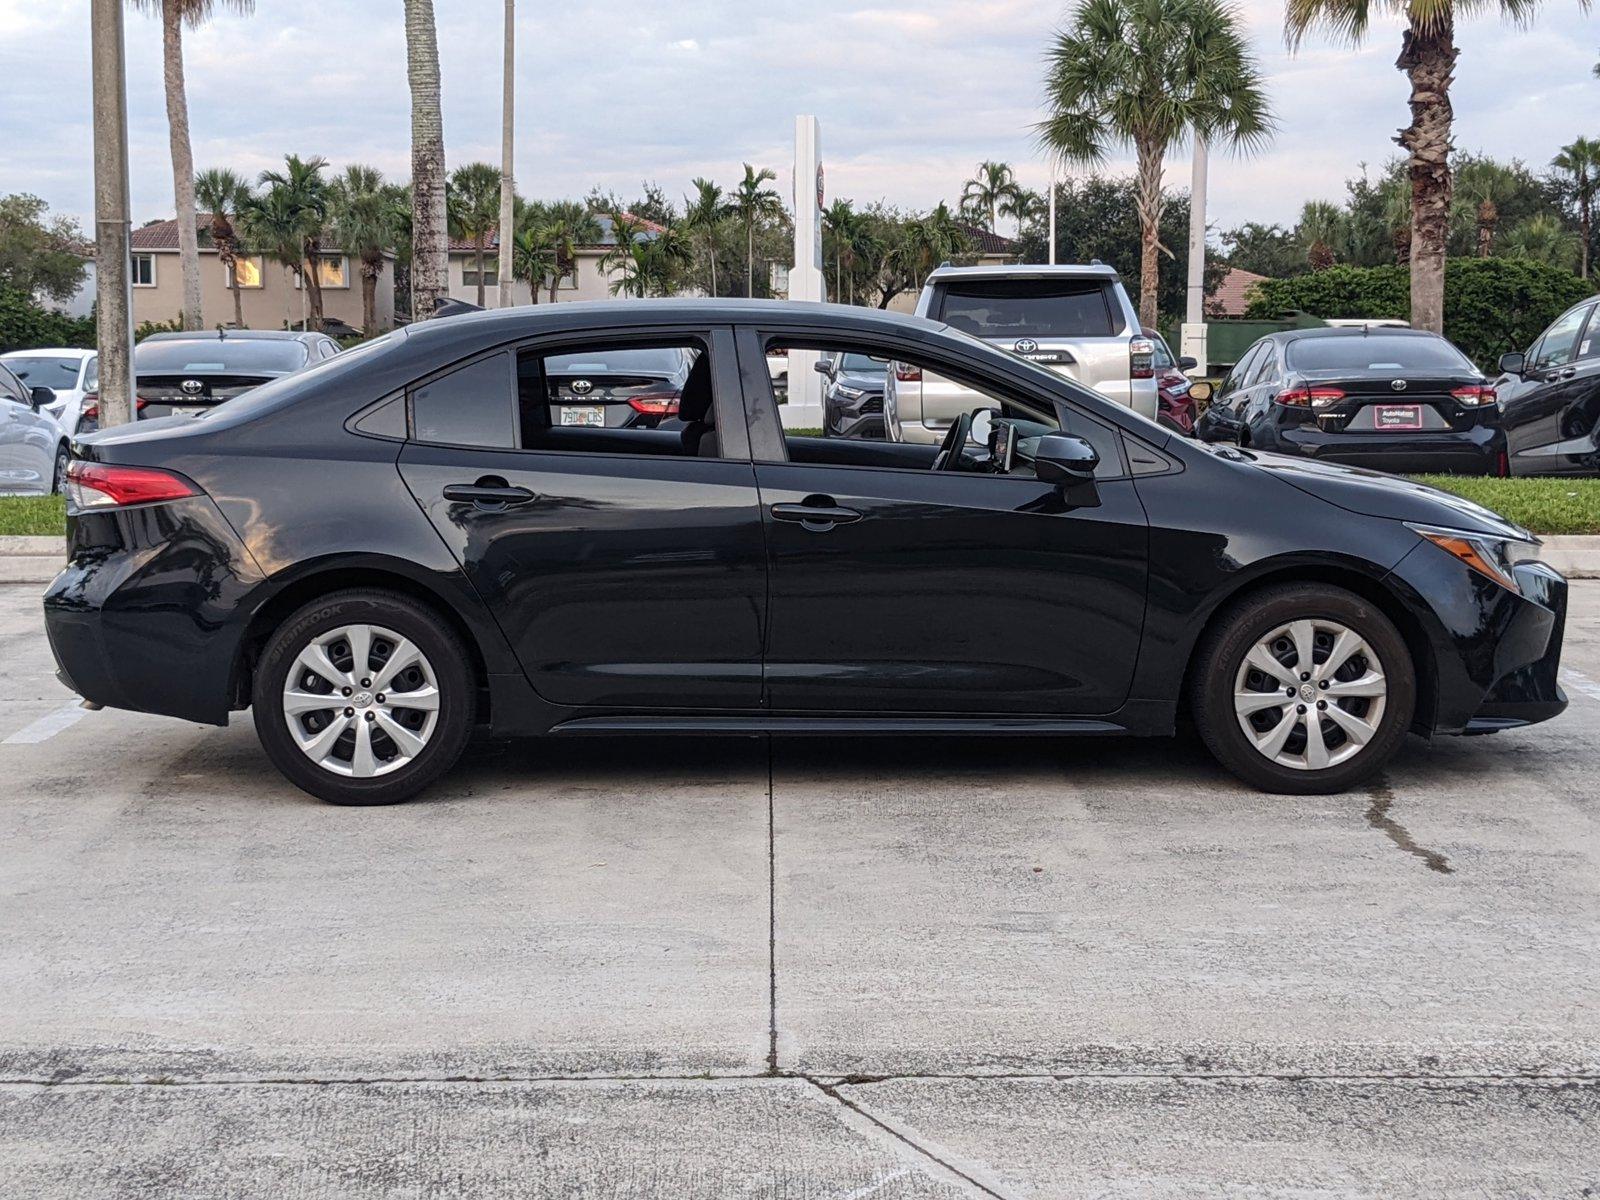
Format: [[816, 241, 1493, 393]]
[[130, 253, 156, 288], [735, 325, 1132, 483], [225, 254, 265, 289]]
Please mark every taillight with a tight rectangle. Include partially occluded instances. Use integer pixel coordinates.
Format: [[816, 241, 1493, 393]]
[[894, 362, 921, 382], [1452, 384, 1498, 406], [1277, 386, 1346, 408], [626, 391, 680, 417], [79, 394, 147, 422], [65, 461, 197, 509], [1130, 337, 1155, 380]]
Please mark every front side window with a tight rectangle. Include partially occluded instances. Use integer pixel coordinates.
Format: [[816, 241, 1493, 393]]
[[1531, 305, 1593, 371], [130, 253, 155, 287]]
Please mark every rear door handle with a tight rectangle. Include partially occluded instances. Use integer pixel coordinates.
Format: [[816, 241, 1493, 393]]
[[770, 502, 863, 528], [442, 479, 537, 507]]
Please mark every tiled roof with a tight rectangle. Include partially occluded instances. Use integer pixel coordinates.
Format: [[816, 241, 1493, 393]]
[[129, 219, 188, 250], [447, 211, 666, 254], [1208, 267, 1270, 318], [953, 222, 1019, 257]]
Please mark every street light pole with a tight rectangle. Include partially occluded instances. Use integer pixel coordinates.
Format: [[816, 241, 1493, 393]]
[[1181, 135, 1209, 376], [90, 0, 134, 428], [497, 0, 516, 309], [1048, 159, 1057, 266]]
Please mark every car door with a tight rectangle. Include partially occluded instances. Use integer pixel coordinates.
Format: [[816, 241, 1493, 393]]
[[1500, 303, 1600, 475], [739, 326, 1149, 716], [1199, 342, 1261, 441], [396, 325, 769, 711], [0, 366, 53, 494]]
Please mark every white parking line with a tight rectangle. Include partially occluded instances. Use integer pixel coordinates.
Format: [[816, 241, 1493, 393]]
[[2, 701, 87, 745], [1560, 668, 1600, 704]]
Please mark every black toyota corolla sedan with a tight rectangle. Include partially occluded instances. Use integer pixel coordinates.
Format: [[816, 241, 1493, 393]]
[[44, 301, 1567, 805], [1196, 327, 1505, 475]]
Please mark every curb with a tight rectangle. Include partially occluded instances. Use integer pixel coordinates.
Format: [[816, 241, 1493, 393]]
[[3, 535, 1600, 586]]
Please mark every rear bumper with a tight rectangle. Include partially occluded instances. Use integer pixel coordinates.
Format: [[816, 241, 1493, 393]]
[[1277, 422, 1502, 474], [43, 496, 264, 725]]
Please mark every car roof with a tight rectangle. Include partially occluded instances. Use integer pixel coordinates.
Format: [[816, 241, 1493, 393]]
[[924, 263, 1121, 282], [139, 330, 321, 344]]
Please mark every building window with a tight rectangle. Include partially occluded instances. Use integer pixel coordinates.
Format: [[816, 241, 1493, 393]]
[[557, 268, 578, 290], [226, 256, 264, 289], [130, 253, 155, 287], [294, 256, 349, 289], [462, 264, 499, 288]]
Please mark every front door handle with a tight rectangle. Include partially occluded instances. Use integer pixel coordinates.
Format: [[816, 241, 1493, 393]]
[[443, 478, 537, 507], [770, 501, 863, 529]]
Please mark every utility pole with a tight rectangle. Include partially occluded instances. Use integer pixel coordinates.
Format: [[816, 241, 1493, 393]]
[[497, 0, 516, 309], [1047, 159, 1057, 265], [90, 0, 135, 428], [1181, 136, 1209, 377]]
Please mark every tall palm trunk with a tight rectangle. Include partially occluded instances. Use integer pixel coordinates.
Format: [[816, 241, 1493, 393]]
[[474, 237, 487, 306], [303, 237, 325, 328], [360, 253, 380, 335], [1475, 200, 1496, 257], [1132, 135, 1164, 329], [708, 234, 717, 297], [746, 218, 754, 297], [160, 2, 203, 330], [223, 247, 244, 327], [1395, 9, 1455, 335], [1581, 183, 1592, 280], [405, 0, 449, 320]]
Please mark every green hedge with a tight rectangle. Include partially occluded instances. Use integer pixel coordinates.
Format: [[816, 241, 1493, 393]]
[[0, 286, 95, 354], [1243, 258, 1596, 369]]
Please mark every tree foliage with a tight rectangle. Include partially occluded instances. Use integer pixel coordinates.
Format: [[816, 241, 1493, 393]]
[[0, 194, 88, 304], [0, 286, 94, 354]]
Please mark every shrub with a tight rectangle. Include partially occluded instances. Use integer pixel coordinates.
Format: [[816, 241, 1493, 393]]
[[1243, 258, 1596, 368], [0, 286, 95, 354]]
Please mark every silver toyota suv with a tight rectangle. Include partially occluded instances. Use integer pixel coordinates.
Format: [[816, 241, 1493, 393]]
[[886, 264, 1157, 443]]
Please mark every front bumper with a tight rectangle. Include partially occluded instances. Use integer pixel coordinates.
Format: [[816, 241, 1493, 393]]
[[1277, 421, 1502, 475], [1385, 542, 1567, 734], [825, 392, 886, 440]]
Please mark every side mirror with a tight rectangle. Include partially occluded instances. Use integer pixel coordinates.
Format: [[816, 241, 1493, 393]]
[[1187, 380, 1214, 404], [1497, 351, 1526, 377], [29, 386, 55, 411], [1178, 355, 1198, 372], [813, 359, 834, 377], [1034, 433, 1099, 485]]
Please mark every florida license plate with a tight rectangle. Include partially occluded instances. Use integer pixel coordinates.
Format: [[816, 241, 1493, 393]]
[[559, 405, 605, 427], [1374, 404, 1422, 430]]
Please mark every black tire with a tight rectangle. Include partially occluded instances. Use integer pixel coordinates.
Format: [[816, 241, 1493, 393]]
[[50, 443, 69, 494], [1190, 583, 1415, 794], [252, 589, 475, 805]]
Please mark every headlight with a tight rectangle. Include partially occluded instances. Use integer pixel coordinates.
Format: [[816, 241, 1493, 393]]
[[1407, 523, 1541, 594], [834, 385, 864, 400]]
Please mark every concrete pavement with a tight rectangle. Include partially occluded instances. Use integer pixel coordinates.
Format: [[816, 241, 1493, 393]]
[[1, 582, 1597, 1196]]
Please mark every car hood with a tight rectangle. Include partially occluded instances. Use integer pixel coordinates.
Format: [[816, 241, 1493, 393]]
[[837, 370, 886, 389], [1245, 450, 1533, 540]]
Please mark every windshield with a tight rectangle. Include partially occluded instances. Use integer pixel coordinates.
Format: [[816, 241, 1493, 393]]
[[934, 279, 1117, 339], [838, 352, 887, 374], [545, 347, 686, 375], [134, 339, 309, 373], [1287, 335, 1475, 373], [1, 355, 87, 389]]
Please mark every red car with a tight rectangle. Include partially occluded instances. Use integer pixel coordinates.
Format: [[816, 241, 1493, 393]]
[[1147, 329, 1198, 436]]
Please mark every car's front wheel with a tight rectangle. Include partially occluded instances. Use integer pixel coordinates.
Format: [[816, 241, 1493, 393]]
[[252, 590, 475, 805], [1191, 583, 1415, 794], [50, 443, 69, 494]]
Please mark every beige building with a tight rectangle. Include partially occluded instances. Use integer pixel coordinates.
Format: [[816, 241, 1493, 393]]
[[445, 213, 672, 308], [129, 219, 396, 333]]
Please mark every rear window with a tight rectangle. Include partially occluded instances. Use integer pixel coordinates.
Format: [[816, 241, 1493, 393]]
[[134, 339, 309, 373], [1286, 335, 1474, 373], [934, 279, 1116, 339], [544, 347, 687, 376], [1, 355, 87, 388]]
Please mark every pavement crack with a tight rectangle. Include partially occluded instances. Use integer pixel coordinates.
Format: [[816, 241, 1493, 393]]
[[1366, 775, 1454, 874], [803, 1076, 1018, 1199]]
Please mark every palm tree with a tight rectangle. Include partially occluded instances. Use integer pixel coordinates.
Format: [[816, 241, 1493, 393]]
[[877, 204, 970, 309], [1042, 0, 1272, 327], [1553, 137, 1600, 278], [239, 185, 314, 329], [404, 0, 449, 320], [257, 155, 329, 330], [328, 164, 402, 336], [1285, 0, 1573, 333], [683, 178, 729, 296], [194, 167, 252, 329], [536, 201, 602, 302], [1296, 199, 1345, 269], [960, 161, 1024, 233], [1453, 158, 1521, 257], [1501, 213, 1581, 270], [448, 162, 502, 306], [733, 164, 783, 297], [130, 1, 255, 331], [511, 223, 557, 303]]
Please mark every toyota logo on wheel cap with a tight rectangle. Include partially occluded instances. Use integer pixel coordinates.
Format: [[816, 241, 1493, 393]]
[[570, 379, 593, 395], [181, 379, 204, 395], [1014, 338, 1039, 355], [1390, 378, 1408, 392]]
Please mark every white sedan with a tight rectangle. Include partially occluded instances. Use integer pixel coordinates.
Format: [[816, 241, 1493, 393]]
[[0, 348, 96, 437]]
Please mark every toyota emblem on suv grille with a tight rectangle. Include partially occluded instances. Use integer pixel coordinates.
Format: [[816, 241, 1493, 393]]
[[1014, 338, 1039, 355]]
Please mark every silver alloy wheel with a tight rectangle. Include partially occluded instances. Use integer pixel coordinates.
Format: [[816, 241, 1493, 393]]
[[282, 623, 441, 778], [1232, 618, 1388, 772]]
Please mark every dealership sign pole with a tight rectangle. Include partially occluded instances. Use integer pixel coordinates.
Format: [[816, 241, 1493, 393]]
[[784, 115, 826, 428], [90, 0, 135, 428]]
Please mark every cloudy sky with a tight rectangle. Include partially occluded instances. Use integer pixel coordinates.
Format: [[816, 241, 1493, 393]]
[[2, 0, 1595, 241]]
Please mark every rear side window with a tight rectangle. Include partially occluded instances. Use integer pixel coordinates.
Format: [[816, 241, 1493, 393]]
[[933, 279, 1116, 339], [1287, 335, 1475, 373], [410, 351, 517, 448]]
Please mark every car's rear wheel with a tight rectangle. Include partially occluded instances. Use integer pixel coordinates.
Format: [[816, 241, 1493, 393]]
[[252, 590, 474, 805], [50, 443, 69, 494], [1191, 583, 1414, 794]]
